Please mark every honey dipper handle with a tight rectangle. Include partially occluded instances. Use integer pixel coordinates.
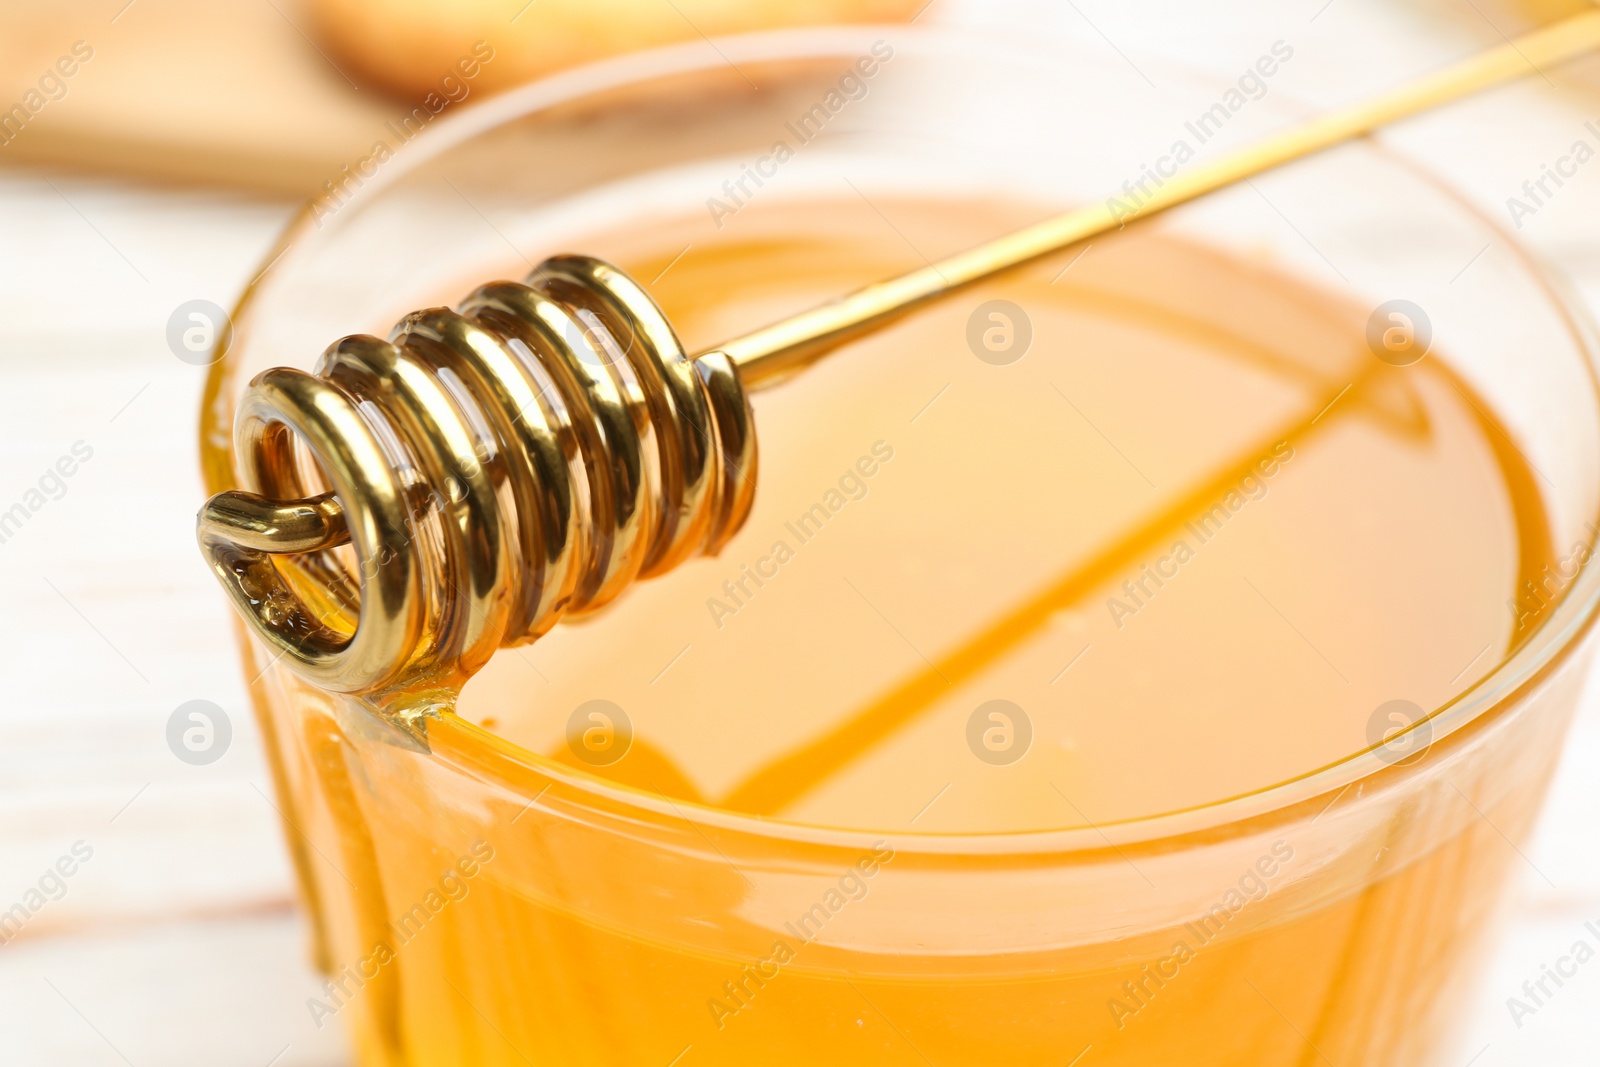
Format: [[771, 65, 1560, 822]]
[[200, 13, 1600, 698], [714, 10, 1600, 389]]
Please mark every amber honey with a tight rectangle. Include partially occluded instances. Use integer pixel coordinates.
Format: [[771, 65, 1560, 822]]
[[252, 194, 1584, 1066], [459, 196, 1557, 831]]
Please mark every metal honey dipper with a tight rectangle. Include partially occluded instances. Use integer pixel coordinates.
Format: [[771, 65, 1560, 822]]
[[198, 13, 1600, 701]]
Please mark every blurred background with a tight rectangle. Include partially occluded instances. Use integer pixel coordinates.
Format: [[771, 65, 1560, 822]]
[[2, 0, 1599, 1063]]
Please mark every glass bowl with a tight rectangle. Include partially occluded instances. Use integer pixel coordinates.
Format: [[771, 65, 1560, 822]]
[[202, 25, 1600, 1067]]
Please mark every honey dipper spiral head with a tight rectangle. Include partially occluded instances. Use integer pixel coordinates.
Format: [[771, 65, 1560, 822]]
[[198, 256, 757, 697]]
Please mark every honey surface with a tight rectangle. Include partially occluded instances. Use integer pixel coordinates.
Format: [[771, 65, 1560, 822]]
[[266, 194, 1582, 1067], [457, 195, 1552, 833]]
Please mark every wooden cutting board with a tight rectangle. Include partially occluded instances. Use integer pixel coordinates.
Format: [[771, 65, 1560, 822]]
[[0, 0, 923, 195], [0, 0, 400, 194], [1, 0, 1591, 195]]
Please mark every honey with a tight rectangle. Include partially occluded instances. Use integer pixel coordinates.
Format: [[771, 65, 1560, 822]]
[[256, 194, 1580, 1066], [464, 195, 1554, 833]]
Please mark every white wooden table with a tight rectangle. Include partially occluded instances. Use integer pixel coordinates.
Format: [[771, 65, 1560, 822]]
[[1, 2, 1597, 1063]]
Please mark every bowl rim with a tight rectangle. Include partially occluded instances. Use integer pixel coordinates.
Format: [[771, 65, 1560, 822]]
[[204, 22, 1600, 857]]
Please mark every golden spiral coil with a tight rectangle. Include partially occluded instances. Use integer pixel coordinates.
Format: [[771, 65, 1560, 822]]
[[199, 255, 756, 697], [197, 15, 1600, 699]]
